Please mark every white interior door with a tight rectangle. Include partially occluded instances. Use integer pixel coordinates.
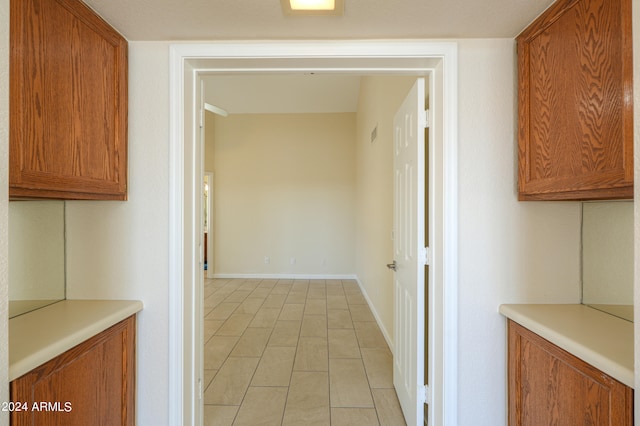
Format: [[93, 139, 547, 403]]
[[392, 78, 426, 426]]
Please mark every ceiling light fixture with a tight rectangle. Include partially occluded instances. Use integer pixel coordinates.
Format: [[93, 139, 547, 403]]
[[281, 0, 344, 16], [291, 0, 334, 10]]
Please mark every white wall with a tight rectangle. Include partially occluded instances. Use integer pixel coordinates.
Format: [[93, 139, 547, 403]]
[[211, 113, 356, 276], [0, 0, 9, 422], [456, 39, 582, 425], [8, 201, 66, 300], [582, 201, 633, 305], [64, 42, 171, 426], [354, 76, 417, 345], [0, 9, 633, 425], [53, 38, 607, 426]]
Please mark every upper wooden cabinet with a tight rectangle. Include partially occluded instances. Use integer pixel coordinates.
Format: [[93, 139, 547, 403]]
[[10, 0, 128, 200], [517, 0, 633, 201]]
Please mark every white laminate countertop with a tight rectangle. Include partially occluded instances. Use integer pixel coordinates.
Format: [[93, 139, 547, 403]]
[[9, 299, 143, 381], [499, 304, 634, 388]]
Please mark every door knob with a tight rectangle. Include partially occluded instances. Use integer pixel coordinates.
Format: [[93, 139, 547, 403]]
[[386, 261, 397, 271]]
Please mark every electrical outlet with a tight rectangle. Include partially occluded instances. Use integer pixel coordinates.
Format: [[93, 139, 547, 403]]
[[290, 257, 296, 265], [264, 256, 270, 264]]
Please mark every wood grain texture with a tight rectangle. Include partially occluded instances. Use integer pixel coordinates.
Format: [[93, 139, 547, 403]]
[[10, 316, 136, 426], [10, 0, 128, 200], [508, 320, 633, 426], [517, 0, 633, 201]]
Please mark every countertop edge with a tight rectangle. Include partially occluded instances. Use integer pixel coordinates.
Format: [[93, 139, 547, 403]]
[[499, 304, 634, 389], [9, 300, 143, 381]]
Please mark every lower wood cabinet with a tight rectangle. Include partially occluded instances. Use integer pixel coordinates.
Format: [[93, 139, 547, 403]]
[[10, 316, 136, 426], [508, 320, 633, 426]]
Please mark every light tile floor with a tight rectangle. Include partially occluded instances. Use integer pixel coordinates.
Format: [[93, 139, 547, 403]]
[[203, 278, 407, 426]]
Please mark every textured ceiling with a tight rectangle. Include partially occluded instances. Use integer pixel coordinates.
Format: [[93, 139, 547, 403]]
[[83, 0, 555, 41], [82, 0, 556, 113]]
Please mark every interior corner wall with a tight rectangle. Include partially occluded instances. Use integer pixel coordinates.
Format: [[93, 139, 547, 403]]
[[8, 201, 66, 300], [582, 201, 633, 304], [211, 112, 356, 276], [0, 0, 9, 420], [354, 76, 417, 346]]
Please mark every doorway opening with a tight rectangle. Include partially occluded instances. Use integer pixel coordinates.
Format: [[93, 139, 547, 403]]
[[203, 73, 421, 424], [168, 41, 459, 426]]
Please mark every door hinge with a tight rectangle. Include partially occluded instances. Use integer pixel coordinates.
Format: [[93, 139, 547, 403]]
[[198, 378, 203, 400], [199, 108, 204, 128], [421, 109, 430, 129], [420, 247, 431, 266], [420, 384, 430, 405]]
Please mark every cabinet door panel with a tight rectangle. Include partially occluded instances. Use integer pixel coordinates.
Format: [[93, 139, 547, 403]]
[[517, 0, 633, 200], [10, 0, 128, 200], [10, 316, 136, 426], [508, 320, 633, 426]]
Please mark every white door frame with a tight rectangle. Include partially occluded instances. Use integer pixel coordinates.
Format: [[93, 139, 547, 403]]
[[204, 171, 214, 279], [168, 40, 459, 426]]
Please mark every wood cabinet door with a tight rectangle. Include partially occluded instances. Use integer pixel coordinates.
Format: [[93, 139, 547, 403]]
[[508, 320, 633, 426], [10, 0, 128, 200], [10, 316, 136, 426], [517, 0, 633, 201]]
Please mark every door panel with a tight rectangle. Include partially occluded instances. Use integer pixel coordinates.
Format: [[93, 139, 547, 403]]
[[393, 78, 426, 426]]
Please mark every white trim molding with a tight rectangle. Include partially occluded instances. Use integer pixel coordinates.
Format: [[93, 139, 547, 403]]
[[355, 277, 395, 351], [168, 45, 185, 426], [168, 40, 459, 426]]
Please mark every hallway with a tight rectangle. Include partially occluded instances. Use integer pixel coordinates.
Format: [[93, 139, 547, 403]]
[[203, 278, 407, 425]]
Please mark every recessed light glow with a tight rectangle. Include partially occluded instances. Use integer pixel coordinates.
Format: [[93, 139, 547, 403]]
[[281, 0, 343, 15], [290, 0, 335, 10]]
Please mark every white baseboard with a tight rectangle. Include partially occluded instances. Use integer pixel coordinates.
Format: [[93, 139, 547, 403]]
[[354, 277, 394, 354], [211, 273, 357, 280]]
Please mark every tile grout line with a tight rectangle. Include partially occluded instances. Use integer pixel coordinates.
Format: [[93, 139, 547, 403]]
[[328, 281, 334, 426], [344, 278, 379, 414], [281, 278, 308, 426], [230, 278, 285, 424], [204, 277, 405, 425]]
